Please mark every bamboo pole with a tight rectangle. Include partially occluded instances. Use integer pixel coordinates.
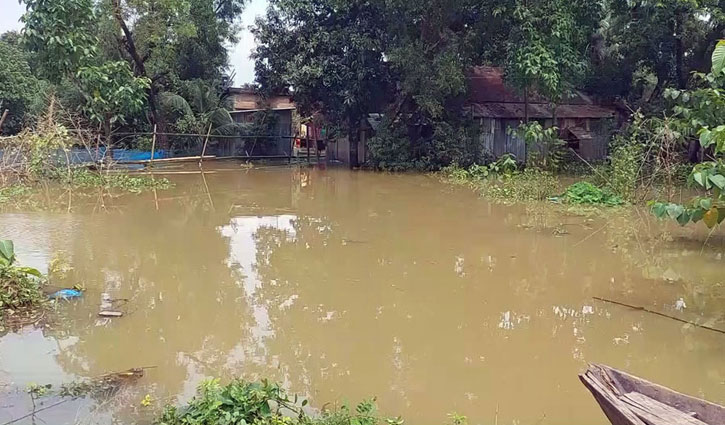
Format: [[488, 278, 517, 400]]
[[593, 297, 725, 335], [150, 124, 157, 168], [199, 124, 212, 167]]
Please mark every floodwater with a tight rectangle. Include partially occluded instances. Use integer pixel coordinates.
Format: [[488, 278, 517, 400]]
[[1, 164, 724, 425]]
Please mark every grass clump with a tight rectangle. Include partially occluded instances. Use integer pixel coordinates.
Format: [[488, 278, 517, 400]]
[[562, 181, 624, 206], [480, 168, 560, 202]]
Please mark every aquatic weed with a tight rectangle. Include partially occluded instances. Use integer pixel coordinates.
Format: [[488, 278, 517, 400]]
[[563, 182, 624, 206]]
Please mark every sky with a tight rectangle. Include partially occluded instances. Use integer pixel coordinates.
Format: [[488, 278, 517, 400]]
[[0, 0, 268, 86]]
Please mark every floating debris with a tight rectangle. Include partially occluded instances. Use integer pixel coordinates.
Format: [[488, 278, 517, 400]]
[[47, 289, 83, 300], [98, 293, 125, 318], [675, 297, 687, 312]]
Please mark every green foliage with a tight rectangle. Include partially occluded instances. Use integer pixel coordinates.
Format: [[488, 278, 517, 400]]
[[156, 378, 460, 425], [75, 61, 150, 129], [0, 35, 42, 135], [441, 155, 518, 184], [563, 182, 624, 206], [252, 0, 389, 162], [512, 122, 566, 171], [0, 239, 45, 315], [367, 118, 481, 171], [157, 379, 297, 425], [482, 168, 560, 202], [161, 80, 238, 136], [505, 0, 598, 103], [443, 159, 559, 202], [607, 136, 644, 202], [68, 170, 173, 194], [649, 41, 725, 228], [22, 0, 99, 81], [0, 185, 34, 205]]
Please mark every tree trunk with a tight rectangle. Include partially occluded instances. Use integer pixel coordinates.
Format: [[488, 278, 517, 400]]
[[110, 0, 168, 148], [674, 9, 686, 89], [348, 113, 360, 169], [524, 85, 529, 124]]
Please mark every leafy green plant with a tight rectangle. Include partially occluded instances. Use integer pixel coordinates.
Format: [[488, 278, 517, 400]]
[[0, 240, 45, 317], [650, 41, 725, 228], [512, 122, 567, 172], [157, 379, 299, 425], [563, 181, 624, 206], [157, 379, 430, 425], [607, 136, 643, 202]]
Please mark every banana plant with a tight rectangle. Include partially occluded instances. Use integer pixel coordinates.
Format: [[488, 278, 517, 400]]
[[0, 239, 43, 277]]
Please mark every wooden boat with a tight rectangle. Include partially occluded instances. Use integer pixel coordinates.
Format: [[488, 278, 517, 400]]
[[579, 364, 725, 425]]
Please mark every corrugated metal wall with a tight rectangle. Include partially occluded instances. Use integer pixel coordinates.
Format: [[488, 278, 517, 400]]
[[480, 118, 527, 162], [479, 118, 610, 162]]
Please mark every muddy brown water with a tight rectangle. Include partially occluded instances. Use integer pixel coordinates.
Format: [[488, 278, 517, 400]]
[[1, 164, 724, 425]]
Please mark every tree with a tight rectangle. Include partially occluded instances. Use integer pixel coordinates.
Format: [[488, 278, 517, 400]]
[[75, 61, 150, 137], [252, 0, 391, 167], [589, 0, 725, 105], [21, 0, 99, 81], [504, 0, 601, 121], [106, 0, 247, 147], [0, 33, 41, 135], [21, 0, 151, 140]]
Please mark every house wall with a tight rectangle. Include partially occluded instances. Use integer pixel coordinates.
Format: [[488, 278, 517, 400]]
[[231, 109, 294, 156], [479, 118, 527, 161], [480, 117, 611, 162], [329, 135, 366, 165]]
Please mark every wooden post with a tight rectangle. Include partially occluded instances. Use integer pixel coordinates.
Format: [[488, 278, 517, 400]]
[[315, 126, 320, 164], [149, 124, 157, 168], [306, 136, 311, 164], [199, 124, 212, 167], [0, 109, 8, 132]]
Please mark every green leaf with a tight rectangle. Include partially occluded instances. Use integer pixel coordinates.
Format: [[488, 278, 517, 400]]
[[691, 208, 705, 223], [712, 40, 725, 75], [666, 204, 685, 220], [652, 203, 667, 218], [676, 210, 691, 226], [0, 240, 15, 264], [16, 267, 43, 278], [699, 198, 713, 210], [693, 172, 705, 187], [709, 174, 725, 190]]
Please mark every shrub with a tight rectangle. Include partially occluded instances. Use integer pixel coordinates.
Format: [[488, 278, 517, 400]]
[[607, 136, 642, 202]]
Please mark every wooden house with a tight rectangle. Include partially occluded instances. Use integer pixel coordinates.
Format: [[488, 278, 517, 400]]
[[468, 66, 617, 161]]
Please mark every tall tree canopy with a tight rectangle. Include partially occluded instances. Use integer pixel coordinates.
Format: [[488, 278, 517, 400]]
[[17, 0, 247, 145], [252, 0, 391, 166]]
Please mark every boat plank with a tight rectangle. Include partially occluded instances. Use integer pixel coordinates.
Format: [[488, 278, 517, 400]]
[[620, 392, 707, 425]]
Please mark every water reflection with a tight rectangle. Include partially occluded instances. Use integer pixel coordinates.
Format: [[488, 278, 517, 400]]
[[0, 166, 723, 425]]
